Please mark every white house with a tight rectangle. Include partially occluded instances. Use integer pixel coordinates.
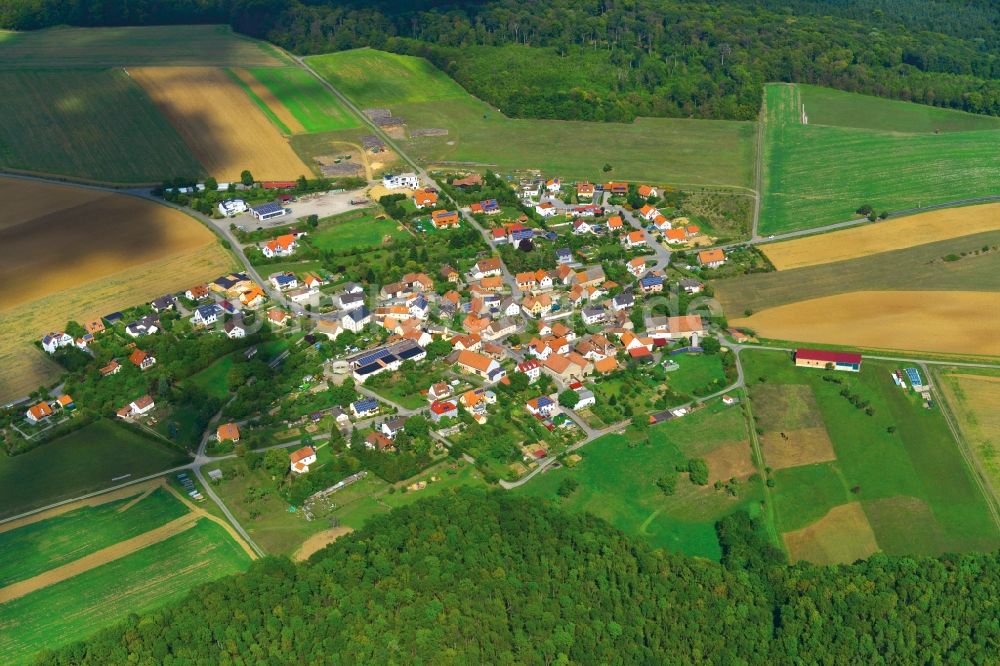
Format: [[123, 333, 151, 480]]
[[535, 201, 558, 217], [526, 395, 556, 417], [573, 388, 596, 410], [341, 306, 371, 333], [289, 446, 317, 474], [192, 304, 223, 326], [517, 359, 542, 384], [382, 173, 421, 190], [224, 317, 246, 339], [572, 219, 591, 235], [545, 177, 561, 193], [41, 332, 73, 354], [129, 395, 155, 417], [261, 234, 297, 258], [218, 199, 248, 217]]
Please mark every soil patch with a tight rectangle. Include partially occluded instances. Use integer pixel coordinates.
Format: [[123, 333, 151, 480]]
[[293, 526, 353, 561], [761, 426, 837, 470], [782, 502, 879, 565], [131, 67, 312, 180], [763, 203, 1000, 270], [734, 291, 1000, 357], [703, 441, 756, 483]]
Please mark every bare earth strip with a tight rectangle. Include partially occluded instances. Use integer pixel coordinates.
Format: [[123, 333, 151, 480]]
[[0, 243, 233, 402], [0, 513, 199, 603], [159, 480, 258, 560], [0, 480, 161, 535], [232, 68, 305, 134], [783, 503, 880, 565], [761, 427, 837, 470], [763, 203, 1000, 270], [734, 291, 1000, 357], [130, 67, 312, 181], [293, 526, 354, 561]]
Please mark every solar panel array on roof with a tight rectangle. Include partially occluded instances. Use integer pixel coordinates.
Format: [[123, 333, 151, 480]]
[[354, 347, 392, 368], [252, 202, 284, 215], [353, 398, 378, 411], [397, 345, 425, 361]]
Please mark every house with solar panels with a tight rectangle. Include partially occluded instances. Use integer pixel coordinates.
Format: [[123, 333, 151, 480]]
[[348, 339, 427, 383], [250, 201, 289, 221]]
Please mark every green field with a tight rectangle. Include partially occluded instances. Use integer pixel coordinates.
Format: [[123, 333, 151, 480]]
[[0, 25, 286, 68], [307, 49, 755, 187], [309, 211, 409, 252], [0, 518, 251, 664], [227, 68, 292, 135], [760, 83, 1000, 234], [743, 350, 1000, 556], [249, 67, 360, 133], [0, 420, 189, 520], [517, 401, 763, 560], [0, 69, 203, 183], [715, 228, 1000, 315], [801, 84, 1000, 134], [667, 353, 728, 395], [0, 487, 187, 587]]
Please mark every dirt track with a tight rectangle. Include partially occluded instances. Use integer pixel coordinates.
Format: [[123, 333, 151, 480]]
[[131, 67, 312, 180], [0, 479, 161, 535]]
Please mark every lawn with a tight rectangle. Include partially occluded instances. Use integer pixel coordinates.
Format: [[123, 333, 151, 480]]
[[714, 228, 1000, 315], [307, 49, 755, 188], [742, 349, 1000, 557], [667, 353, 727, 395], [516, 401, 763, 560], [0, 69, 203, 183], [247, 67, 361, 133], [760, 83, 1000, 233], [308, 211, 409, 252], [0, 518, 251, 665], [0, 25, 286, 68], [0, 420, 189, 520], [187, 354, 236, 400]]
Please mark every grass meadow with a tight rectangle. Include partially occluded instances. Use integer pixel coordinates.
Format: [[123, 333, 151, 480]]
[[0, 25, 286, 68], [0, 487, 187, 587], [0, 69, 203, 183], [516, 401, 763, 560], [760, 83, 1000, 233], [0, 420, 189, 520], [307, 49, 755, 188], [743, 350, 1000, 559], [0, 518, 251, 664], [308, 210, 409, 252], [248, 67, 361, 133]]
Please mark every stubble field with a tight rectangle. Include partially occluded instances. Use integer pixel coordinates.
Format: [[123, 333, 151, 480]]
[[936, 368, 1000, 506], [0, 178, 233, 402], [762, 203, 1000, 270], [130, 67, 313, 181]]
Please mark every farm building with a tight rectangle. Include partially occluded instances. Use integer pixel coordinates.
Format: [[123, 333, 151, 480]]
[[250, 202, 289, 221], [795, 348, 862, 372]]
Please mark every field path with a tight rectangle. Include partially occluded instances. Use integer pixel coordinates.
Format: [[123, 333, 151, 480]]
[[160, 481, 259, 560], [0, 513, 199, 604]]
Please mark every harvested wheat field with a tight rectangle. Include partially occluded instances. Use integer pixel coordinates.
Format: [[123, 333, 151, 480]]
[[130, 67, 312, 180], [0, 178, 108, 232], [703, 441, 756, 484], [232, 68, 304, 134], [783, 503, 880, 565], [763, 203, 1000, 270], [937, 371, 1000, 500], [761, 427, 837, 470], [293, 526, 354, 561], [734, 290, 1000, 356]]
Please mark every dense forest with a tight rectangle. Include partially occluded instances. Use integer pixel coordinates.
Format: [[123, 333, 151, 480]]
[[39, 490, 1000, 664], [6, 0, 1000, 121]]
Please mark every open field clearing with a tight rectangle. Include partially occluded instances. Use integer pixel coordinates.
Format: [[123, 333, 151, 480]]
[[0, 179, 233, 402], [517, 401, 762, 560], [0, 421, 189, 521], [714, 228, 1000, 314], [752, 383, 837, 469], [782, 503, 880, 565], [0, 25, 286, 68], [800, 84, 1000, 134], [0, 518, 252, 664], [734, 290, 1000, 357], [760, 83, 1000, 234], [0, 180, 222, 310], [230, 68, 301, 135], [762, 203, 1000, 270], [308, 49, 755, 187], [130, 67, 313, 181], [936, 368, 1000, 505], [309, 210, 408, 252], [0, 486, 186, 587], [246, 67, 361, 133], [0, 70, 202, 183], [293, 526, 354, 561], [744, 350, 1000, 561]]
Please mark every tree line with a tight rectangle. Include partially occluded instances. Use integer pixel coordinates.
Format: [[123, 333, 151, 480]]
[[36, 490, 1000, 664], [9, 0, 1000, 120]]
